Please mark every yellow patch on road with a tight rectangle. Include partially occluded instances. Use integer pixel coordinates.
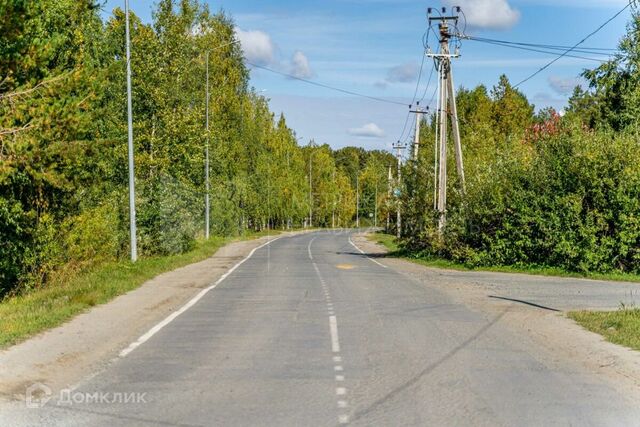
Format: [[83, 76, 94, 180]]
[[336, 264, 355, 270]]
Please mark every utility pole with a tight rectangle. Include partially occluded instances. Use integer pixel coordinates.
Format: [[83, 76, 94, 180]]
[[409, 101, 427, 161], [125, 0, 137, 262], [204, 51, 210, 239], [393, 141, 406, 238], [427, 7, 466, 233], [356, 173, 360, 228]]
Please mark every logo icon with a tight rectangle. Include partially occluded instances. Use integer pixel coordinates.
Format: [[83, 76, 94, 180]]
[[25, 383, 52, 409]]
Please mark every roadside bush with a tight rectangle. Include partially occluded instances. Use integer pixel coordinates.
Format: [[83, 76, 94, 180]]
[[423, 126, 640, 274]]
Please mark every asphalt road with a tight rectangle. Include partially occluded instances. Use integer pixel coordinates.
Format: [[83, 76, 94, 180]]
[[5, 231, 640, 426]]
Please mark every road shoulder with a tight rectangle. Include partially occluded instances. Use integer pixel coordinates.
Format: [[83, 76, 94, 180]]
[[352, 232, 640, 401]]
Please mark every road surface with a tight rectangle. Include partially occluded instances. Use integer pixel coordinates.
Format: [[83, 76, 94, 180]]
[[3, 231, 640, 426]]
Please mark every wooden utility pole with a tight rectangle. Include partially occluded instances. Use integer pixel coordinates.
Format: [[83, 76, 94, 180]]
[[427, 8, 466, 233]]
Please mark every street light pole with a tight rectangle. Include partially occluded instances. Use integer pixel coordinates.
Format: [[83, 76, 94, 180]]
[[356, 173, 360, 228], [125, 0, 137, 262], [205, 51, 210, 239], [308, 143, 313, 228]]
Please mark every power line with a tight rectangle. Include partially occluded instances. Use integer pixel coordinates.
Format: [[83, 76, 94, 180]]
[[463, 35, 619, 54], [418, 60, 437, 105], [396, 111, 412, 144], [514, 0, 634, 88], [398, 44, 431, 143], [246, 61, 407, 106], [411, 47, 427, 104], [466, 38, 609, 62]]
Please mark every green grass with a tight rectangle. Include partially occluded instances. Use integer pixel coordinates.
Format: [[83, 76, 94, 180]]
[[367, 231, 640, 283], [569, 308, 640, 351], [0, 230, 282, 349]]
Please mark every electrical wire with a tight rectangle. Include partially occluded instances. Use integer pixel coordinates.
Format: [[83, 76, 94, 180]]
[[465, 37, 609, 62], [411, 49, 427, 104], [464, 35, 618, 54], [514, 0, 634, 88], [246, 61, 407, 106]]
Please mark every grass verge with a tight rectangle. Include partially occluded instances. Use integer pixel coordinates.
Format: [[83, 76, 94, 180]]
[[569, 308, 640, 351], [0, 230, 281, 349], [367, 231, 640, 283]]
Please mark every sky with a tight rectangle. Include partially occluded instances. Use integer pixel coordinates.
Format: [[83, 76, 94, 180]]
[[101, 0, 633, 152]]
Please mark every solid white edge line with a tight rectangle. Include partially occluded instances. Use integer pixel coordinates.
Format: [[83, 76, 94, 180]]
[[348, 235, 387, 268], [119, 235, 283, 358], [308, 236, 317, 260]]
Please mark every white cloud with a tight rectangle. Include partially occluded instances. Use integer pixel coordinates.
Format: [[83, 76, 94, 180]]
[[289, 51, 313, 79], [234, 28, 276, 66], [444, 0, 520, 30], [548, 76, 584, 95], [348, 122, 386, 138], [386, 62, 419, 83]]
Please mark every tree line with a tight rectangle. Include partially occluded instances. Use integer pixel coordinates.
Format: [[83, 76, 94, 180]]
[[398, 12, 640, 275], [0, 0, 394, 296]]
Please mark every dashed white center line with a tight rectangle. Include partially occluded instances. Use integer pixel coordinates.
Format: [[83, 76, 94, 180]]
[[309, 235, 350, 425], [329, 316, 341, 353]]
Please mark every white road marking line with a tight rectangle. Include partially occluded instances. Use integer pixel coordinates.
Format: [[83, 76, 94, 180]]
[[329, 316, 340, 353], [310, 237, 350, 425], [119, 236, 283, 358], [348, 235, 387, 268], [307, 236, 317, 260]]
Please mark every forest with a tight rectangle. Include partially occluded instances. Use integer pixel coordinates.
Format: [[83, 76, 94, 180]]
[[1, 1, 639, 297], [0, 0, 394, 296], [399, 11, 640, 275]]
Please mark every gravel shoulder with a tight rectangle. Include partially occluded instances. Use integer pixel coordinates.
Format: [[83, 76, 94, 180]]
[[0, 231, 306, 406], [353, 232, 640, 401]]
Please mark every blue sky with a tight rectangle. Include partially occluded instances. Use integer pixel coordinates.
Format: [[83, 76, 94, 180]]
[[102, 0, 632, 151]]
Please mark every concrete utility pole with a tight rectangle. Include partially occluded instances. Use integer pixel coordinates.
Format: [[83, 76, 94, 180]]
[[393, 141, 406, 238], [125, 0, 137, 262], [205, 51, 210, 240], [409, 101, 427, 161], [427, 7, 466, 233]]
